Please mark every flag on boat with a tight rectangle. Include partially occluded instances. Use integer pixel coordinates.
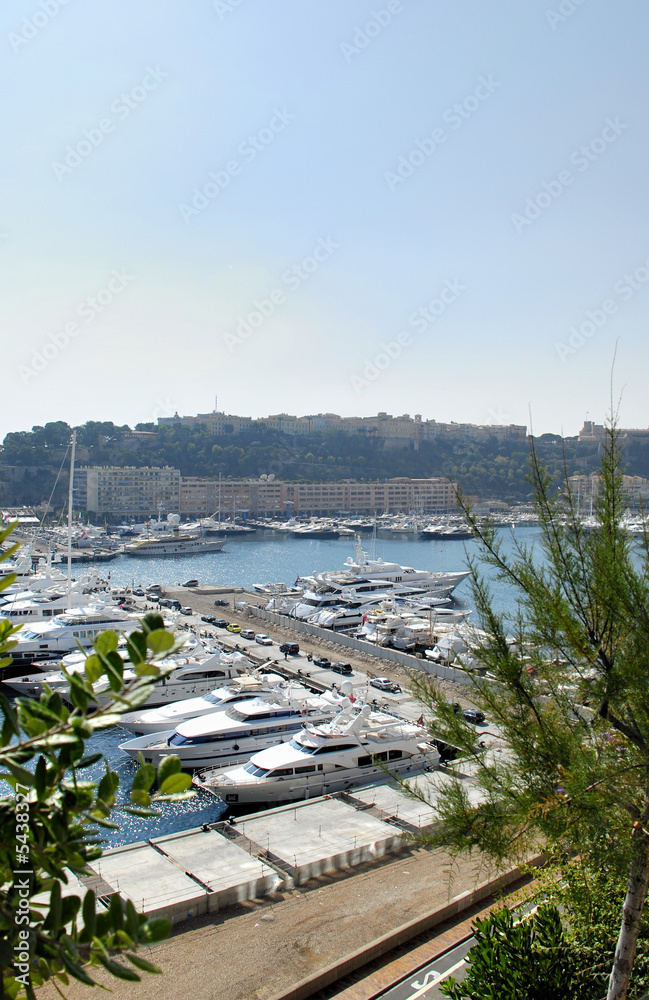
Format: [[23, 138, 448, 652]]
[[294, 575, 300, 586], [361, 613, 368, 625], [417, 714, 424, 726]]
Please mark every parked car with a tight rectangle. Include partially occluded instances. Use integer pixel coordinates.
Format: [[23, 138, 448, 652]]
[[157, 598, 172, 608], [213, 619, 229, 628], [370, 677, 401, 693], [255, 634, 273, 645], [312, 655, 331, 669], [201, 615, 216, 624], [240, 629, 256, 641], [279, 642, 299, 655], [226, 623, 242, 634], [214, 599, 229, 607], [463, 708, 486, 725], [169, 600, 181, 611], [180, 607, 193, 616], [182, 579, 199, 588], [331, 662, 353, 675], [132, 588, 145, 597]]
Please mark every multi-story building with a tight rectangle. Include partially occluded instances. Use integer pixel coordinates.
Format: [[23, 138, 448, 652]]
[[579, 421, 649, 445], [179, 477, 457, 517], [157, 409, 528, 444], [76, 466, 181, 518], [567, 473, 649, 509]]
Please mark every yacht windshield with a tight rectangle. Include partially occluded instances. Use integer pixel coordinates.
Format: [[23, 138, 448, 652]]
[[243, 762, 270, 776]]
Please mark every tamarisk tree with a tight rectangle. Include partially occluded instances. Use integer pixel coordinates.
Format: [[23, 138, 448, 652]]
[[410, 424, 649, 1000], [0, 525, 193, 999]]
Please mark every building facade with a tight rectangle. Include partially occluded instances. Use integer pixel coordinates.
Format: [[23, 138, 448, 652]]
[[77, 466, 181, 518], [179, 476, 458, 517]]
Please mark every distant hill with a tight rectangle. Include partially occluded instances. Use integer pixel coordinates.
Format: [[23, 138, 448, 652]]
[[3, 418, 647, 510]]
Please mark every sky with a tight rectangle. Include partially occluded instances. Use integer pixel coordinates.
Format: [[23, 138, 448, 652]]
[[2, 0, 648, 439]]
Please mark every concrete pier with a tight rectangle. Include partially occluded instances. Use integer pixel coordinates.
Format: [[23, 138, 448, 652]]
[[83, 775, 484, 924], [234, 797, 404, 885]]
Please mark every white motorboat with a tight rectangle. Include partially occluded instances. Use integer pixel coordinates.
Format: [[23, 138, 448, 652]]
[[124, 513, 225, 557], [118, 688, 351, 771], [193, 702, 440, 805], [4, 606, 141, 669], [4, 649, 250, 705], [301, 542, 469, 599], [119, 671, 299, 734]]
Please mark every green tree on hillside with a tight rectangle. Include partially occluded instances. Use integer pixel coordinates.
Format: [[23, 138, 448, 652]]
[[410, 423, 649, 999]]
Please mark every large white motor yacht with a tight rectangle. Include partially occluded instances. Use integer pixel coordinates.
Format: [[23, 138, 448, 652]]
[[119, 671, 298, 734], [193, 702, 440, 805], [301, 542, 469, 599], [4, 606, 141, 669], [124, 514, 225, 557], [118, 688, 351, 771]]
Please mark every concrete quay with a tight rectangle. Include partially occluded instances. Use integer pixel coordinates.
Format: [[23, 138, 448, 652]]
[[81, 770, 475, 925]]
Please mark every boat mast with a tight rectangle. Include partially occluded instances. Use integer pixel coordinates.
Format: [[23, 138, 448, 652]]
[[66, 430, 76, 599]]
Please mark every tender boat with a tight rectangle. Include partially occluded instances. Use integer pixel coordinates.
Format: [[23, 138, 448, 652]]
[[192, 702, 440, 805]]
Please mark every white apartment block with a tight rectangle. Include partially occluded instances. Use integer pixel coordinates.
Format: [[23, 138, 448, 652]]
[[77, 466, 181, 518]]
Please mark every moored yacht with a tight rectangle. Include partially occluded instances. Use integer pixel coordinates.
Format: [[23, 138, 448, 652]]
[[3, 606, 141, 672], [119, 671, 299, 734], [193, 702, 440, 805], [118, 688, 351, 771]]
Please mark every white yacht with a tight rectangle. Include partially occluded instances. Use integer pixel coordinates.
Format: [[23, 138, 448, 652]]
[[4, 650, 249, 705], [118, 689, 351, 771], [193, 702, 440, 805], [4, 606, 141, 669], [124, 514, 225, 557], [119, 673, 305, 735], [303, 542, 469, 598]]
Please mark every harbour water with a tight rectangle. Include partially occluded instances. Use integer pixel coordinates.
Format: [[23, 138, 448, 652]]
[[98, 525, 543, 619]]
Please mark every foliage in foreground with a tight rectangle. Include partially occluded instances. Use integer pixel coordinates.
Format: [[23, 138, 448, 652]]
[[440, 904, 590, 1000], [409, 423, 649, 1000], [0, 524, 193, 999]]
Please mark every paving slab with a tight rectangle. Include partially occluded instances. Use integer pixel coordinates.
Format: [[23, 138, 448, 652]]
[[237, 797, 403, 883], [152, 827, 283, 910], [90, 841, 207, 923]]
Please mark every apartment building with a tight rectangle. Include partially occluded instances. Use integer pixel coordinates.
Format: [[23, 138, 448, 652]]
[[76, 466, 181, 518], [179, 477, 457, 517]]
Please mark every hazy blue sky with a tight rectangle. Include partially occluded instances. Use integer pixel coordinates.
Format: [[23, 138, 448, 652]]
[[2, 0, 648, 437]]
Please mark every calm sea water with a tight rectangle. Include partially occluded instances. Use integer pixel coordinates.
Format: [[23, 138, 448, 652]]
[[6, 527, 543, 847], [99, 525, 543, 619]]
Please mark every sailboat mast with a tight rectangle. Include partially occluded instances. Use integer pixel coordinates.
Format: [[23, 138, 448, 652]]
[[67, 430, 77, 598]]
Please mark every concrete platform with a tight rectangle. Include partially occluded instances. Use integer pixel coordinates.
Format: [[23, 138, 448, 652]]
[[350, 771, 486, 831], [236, 797, 404, 884], [90, 842, 207, 924], [151, 827, 282, 911]]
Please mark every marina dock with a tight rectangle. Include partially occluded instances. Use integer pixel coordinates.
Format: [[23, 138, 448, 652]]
[[85, 773, 459, 925]]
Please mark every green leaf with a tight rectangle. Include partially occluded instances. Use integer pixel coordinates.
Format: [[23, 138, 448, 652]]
[[43, 880, 62, 933], [84, 654, 104, 683], [145, 629, 175, 656], [76, 752, 104, 769], [109, 892, 124, 930], [129, 789, 152, 808], [140, 917, 171, 943], [126, 630, 148, 665], [157, 754, 181, 787], [95, 630, 118, 655], [127, 953, 162, 974], [82, 889, 96, 940], [140, 613, 165, 633], [158, 772, 191, 795], [122, 806, 160, 818], [132, 762, 156, 792], [97, 958, 140, 981]]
